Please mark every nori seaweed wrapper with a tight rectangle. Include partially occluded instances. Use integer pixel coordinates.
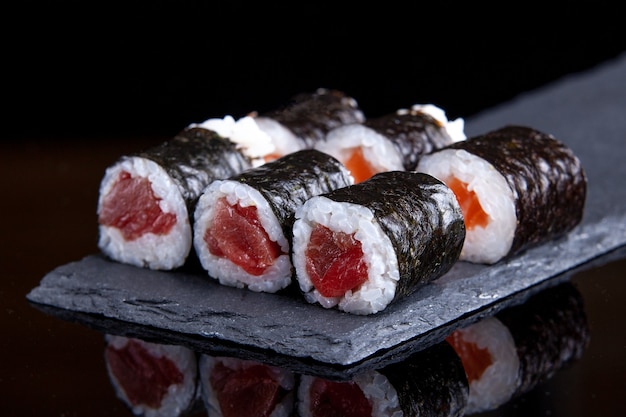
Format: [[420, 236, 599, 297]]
[[228, 149, 353, 247], [321, 171, 466, 300], [444, 125, 587, 258], [133, 127, 252, 213], [379, 342, 469, 417], [496, 281, 590, 397], [364, 107, 457, 171], [259, 88, 365, 148]]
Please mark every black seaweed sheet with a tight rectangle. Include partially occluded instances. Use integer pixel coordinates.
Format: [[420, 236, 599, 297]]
[[441, 125, 587, 259], [230, 149, 352, 246], [364, 108, 456, 171], [315, 171, 465, 301], [258, 88, 365, 148], [134, 127, 252, 206], [27, 54, 626, 379]]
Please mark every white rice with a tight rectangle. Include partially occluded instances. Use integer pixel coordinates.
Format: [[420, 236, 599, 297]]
[[298, 372, 403, 417], [314, 104, 466, 181], [448, 317, 520, 414], [97, 156, 191, 270], [189, 115, 276, 167], [104, 335, 199, 417], [416, 148, 517, 264], [292, 196, 400, 315], [193, 180, 292, 293], [410, 103, 466, 143], [315, 123, 405, 173], [199, 355, 295, 417], [253, 116, 306, 157]]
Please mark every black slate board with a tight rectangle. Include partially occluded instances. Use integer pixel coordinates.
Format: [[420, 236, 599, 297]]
[[27, 54, 626, 379]]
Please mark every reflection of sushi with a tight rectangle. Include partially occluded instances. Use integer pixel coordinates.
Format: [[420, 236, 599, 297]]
[[252, 88, 366, 156], [292, 170, 465, 314], [198, 354, 296, 417], [445, 317, 519, 413], [298, 342, 468, 417], [315, 104, 465, 183], [193, 150, 353, 293], [104, 335, 200, 417], [416, 125, 587, 264], [97, 127, 253, 270], [445, 282, 590, 413]]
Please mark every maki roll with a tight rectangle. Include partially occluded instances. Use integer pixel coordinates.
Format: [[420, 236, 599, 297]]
[[252, 87, 366, 155], [104, 335, 200, 417], [315, 104, 465, 183], [445, 317, 519, 413], [292, 170, 465, 315], [198, 354, 296, 417], [193, 149, 353, 293], [297, 342, 468, 417], [496, 282, 590, 400], [298, 373, 392, 417], [97, 127, 253, 270], [188, 114, 278, 166], [445, 282, 590, 413], [416, 125, 587, 264]]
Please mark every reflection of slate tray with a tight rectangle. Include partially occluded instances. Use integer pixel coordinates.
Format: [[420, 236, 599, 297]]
[[27, 54, 626, 378]]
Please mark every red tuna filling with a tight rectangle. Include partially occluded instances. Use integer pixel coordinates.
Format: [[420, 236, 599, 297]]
[[446, 177, 489, 231], [204, 198, 283, 276], [210, 362, 285, 417], [446, 330, 493, 383], [308, 378, 373, 417], [99, 171, 177, 241], [305, 225, 368, 297], [105, 339, 184, 408]]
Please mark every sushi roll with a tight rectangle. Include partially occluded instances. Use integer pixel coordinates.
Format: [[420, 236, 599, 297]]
[[496, 282, 590, 399], [198, 354, 296, 417], [444, 317, 519, 413], [188, 114, 279, 167], [416, 125, 587, 264], [252, 87, 366, 155], [292, 170, 466, 315], [104, 335, 200, 417], [97, 127, 253, 270], [315, 104, 466, 183], [193, 149, 353, 293], [445, 282, 590, 413], [297, 342, 468, 417]]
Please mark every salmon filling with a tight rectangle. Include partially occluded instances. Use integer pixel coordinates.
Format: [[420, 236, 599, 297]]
[[105, 339, 184, 408], [344, 147, 378, 184], [210, 362, 284, 417], [263, 152, 284, 163], [99, 171, 177, 241], [205, 198, 283, 276], [446, 330, 494, 383], [305, 225, 369, 297], [309, 378, 372, 417], [446, 177, 489, 230]]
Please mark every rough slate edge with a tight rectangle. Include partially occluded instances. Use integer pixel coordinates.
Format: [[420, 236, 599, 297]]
[[26, 53, 626, 373], [27, 245, 626, 381]]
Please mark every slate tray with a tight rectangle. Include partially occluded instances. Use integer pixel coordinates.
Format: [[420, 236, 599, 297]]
[[27, 53, 626, 379]]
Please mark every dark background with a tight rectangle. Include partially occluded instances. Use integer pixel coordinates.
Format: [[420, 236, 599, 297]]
[[6, 2, 626, 142]]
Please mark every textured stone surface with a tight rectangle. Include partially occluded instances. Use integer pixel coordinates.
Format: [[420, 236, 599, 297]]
[[27, 54, 626, 377]]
